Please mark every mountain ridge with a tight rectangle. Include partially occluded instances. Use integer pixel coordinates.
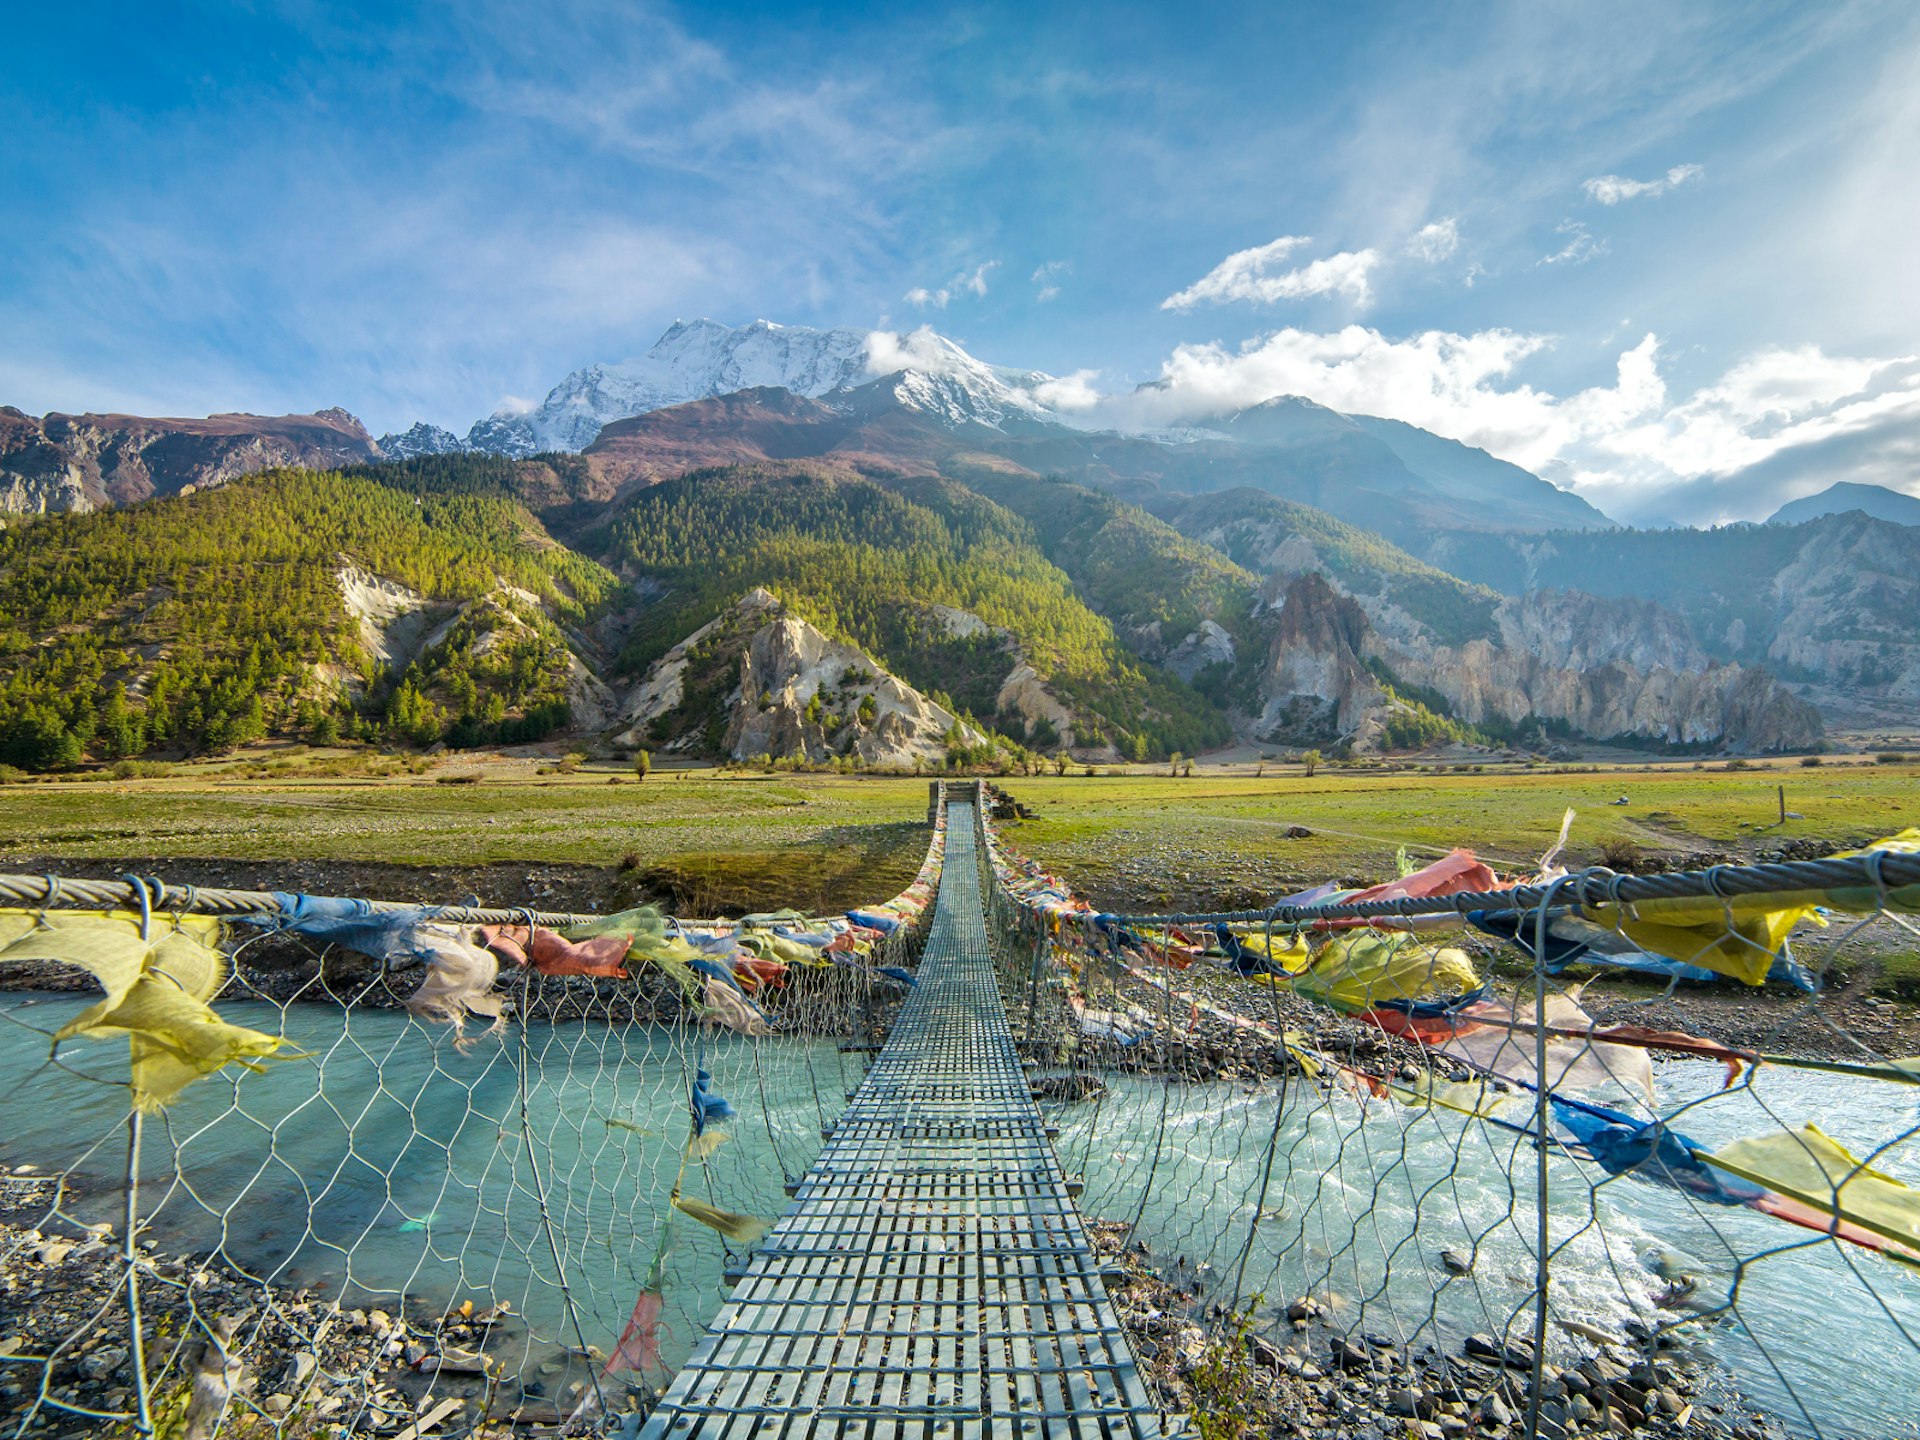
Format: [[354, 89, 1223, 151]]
[[1767, 481, 1920, 528]]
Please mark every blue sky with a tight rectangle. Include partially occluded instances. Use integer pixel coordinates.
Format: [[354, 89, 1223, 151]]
[[4, 0, 1918, 522]]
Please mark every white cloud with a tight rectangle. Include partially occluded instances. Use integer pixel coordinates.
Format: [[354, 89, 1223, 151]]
[[1031, 259, 1069, 302], [864, 326, 962, 376], [1161, 237, 1380, 310], [1032, 369, 1102, 411], [1539, 219, 1604, 266], [905, 261, 998, 309], [1407, 218, 1459, 263], [1082, 322, 1920, 523], [1583, 163, 1703, 204]]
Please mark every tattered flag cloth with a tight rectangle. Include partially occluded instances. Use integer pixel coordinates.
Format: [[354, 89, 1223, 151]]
[[478, 924, 630, 978], [1575, 894, 1824, 987], [0, 915, 293, 1109], [1550, 1096, 1760, 1204], [1440, 991, 1655, 1101], [1705, 1125, 1920, 1261], [690, 1068, 736, 1135], [605, 1230, 673, 1379], [1292, 931, 1483, 1015], [1316, 850, 1508, 929], [1468, 909, 1720, 983], [1214, 924, 1311, 977], [670, 1190, 767, 1245]]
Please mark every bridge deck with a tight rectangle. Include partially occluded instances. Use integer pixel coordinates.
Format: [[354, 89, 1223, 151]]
[[640, 799, 1176, 1438]]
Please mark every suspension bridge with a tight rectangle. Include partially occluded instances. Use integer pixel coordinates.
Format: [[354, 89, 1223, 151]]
[[640, 790, 1179, 1438], [4, 781, 1919, 1439]]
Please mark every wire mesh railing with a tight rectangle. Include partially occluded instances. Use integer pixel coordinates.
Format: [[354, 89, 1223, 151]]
[[0, 792, 946, 1439], [973, 785, 1920, 1440]]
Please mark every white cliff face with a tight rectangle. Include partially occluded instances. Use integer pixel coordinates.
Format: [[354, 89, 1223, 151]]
[[1764, 516, 1920, 701], [616, 589, 983, 765], [1370, 590, 1822, 750]]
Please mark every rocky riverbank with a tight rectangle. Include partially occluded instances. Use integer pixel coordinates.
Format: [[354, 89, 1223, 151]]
[[0, 1190, 657, 1437], [1088, 1220, 1784, 1440]]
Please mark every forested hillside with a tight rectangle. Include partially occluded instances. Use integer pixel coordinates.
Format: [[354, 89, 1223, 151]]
[[594, 464, 1232, 757], [0, 469, 619, 768]]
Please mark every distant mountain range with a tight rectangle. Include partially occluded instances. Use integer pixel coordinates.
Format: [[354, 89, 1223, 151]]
[[5, 318, 1916, 770]]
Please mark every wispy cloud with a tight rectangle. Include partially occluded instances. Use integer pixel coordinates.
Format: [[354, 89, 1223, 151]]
[[1161, 237, 1379, 310], [1539, 219, 1605, 265], [1031, 259, 1070, 302], [905, 261, 998, 309], [1406, 218, 1459, 263], [1583, 163, 1704, 204]]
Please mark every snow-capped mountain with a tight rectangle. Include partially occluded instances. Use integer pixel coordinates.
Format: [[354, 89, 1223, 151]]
[[420, 319, 1068, 457], [376, 421, 463, 460], [463, 319, 878, 455], [856, 330, 1059, 430]]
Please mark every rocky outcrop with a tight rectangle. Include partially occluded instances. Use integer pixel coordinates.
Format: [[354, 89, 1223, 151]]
[[1369, 590, 1821, 751], [615, 589, 983, 766], [1763, 516, 1920, 703], [1254, 573, 1383, 744], [0, 406, 380, 513], [994, 660, 1086, 754], [1243, 571, 1820, 753], [1163, 620, 1235, 682]]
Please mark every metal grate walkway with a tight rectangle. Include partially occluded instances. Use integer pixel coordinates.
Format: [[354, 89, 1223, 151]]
[[640, 799, 1178, 1439]]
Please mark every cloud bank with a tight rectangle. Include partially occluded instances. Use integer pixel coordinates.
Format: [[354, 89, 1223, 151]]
[[1083, 325, 1920, 524]]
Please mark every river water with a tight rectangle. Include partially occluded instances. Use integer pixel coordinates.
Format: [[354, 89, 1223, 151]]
[[2, 996, 1915, 1436]]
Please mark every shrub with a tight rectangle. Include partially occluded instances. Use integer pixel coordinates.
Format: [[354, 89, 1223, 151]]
[[1878, 752, 1908, 764], [1799, 754, 1823, 767]]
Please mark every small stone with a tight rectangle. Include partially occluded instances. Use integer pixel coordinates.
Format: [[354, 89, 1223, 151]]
[[1387, 1386, 1422, 1416], [285, 1352, 318, 1389], [1439, 1249, 1472, 1276], [263, 1394, 292, 1417], [1334, 1337, 1374, 1371]]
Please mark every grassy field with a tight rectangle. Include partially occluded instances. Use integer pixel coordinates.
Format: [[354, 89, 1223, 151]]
[[0, 754, 1911, 908], [999, 760, 1918, 900]]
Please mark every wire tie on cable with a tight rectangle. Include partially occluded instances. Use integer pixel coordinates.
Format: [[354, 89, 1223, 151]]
[[121, 873, 153, 942]]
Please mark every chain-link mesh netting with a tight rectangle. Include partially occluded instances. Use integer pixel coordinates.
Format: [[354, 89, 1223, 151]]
[[0, 804, 943, 1439], [975, 788, 1920, 1440]]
